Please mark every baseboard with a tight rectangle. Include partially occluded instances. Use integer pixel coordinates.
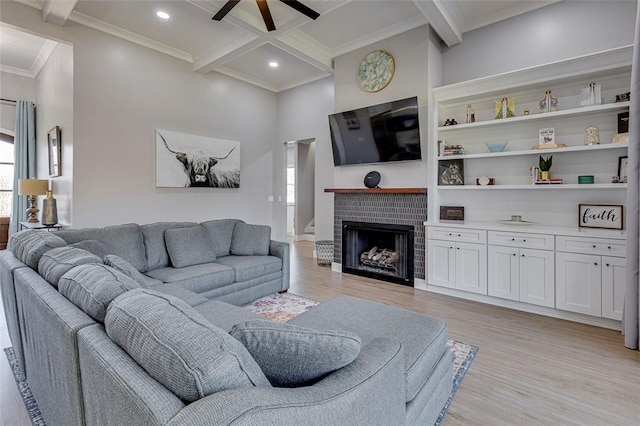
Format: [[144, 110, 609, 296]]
[[425, 285, 622, 331], [414, 278, 427, 291], [331, 262, 341, 273], [294, 234, 315, 242]]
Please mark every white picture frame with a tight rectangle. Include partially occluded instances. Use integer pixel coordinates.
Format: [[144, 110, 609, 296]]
[[539, 128, 555, 146]]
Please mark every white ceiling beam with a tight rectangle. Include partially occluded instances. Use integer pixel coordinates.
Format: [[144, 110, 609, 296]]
[[413, 0, 462, 47], [41, 0, 78, 26]]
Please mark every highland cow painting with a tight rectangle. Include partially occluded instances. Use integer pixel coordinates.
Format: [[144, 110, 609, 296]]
[[156, 129, 240, 188]]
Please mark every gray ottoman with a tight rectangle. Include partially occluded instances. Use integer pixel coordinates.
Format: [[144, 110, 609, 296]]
[[290, 295, 453, 425]]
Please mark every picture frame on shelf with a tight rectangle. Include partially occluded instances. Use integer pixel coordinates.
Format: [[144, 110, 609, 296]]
[[578, 204, 623, 230], [440, 206, 465, 221], [47, 126, 61, 177], [618, 156, 628, 182], [438, 159, 464, 185]]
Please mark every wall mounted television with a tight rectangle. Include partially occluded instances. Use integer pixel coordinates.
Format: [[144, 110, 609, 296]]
[[328, 96, 422, 166]]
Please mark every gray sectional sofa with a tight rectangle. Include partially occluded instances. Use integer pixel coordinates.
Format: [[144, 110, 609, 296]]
[[0, 219, 453, 425]]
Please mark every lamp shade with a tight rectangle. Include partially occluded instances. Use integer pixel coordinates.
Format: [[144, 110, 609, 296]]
[[18, 179, 48, 196]]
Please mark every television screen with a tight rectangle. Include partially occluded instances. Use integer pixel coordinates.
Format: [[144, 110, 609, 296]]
[[328, 96, 422, 166]]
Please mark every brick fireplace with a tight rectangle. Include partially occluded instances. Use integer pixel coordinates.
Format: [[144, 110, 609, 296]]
[[325, 188, 428, 283]]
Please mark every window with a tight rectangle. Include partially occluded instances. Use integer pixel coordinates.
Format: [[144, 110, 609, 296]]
[[286, 167, 295, 204], [0, 134, 15, 217]]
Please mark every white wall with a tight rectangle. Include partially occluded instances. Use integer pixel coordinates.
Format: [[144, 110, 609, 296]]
[[276, 77, 334, 241], [441, 0, 636, 85], [0, 72, 36, 133], [35, 42, 73, 225], [332, 25, 430, 189], [2, 1, 278, 229]]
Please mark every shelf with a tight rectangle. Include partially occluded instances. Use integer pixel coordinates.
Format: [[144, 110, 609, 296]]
[[324, 188, 427, 194], [437, 184, 627, 190], [437, 142, 628, 160], [437, 102, 630, 132]]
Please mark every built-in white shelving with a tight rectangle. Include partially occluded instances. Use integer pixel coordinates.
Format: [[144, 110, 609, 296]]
[[437, 183, 627, 190], [437, 141, 628, 160]]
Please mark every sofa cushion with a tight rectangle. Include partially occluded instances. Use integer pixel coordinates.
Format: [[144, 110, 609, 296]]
[[230, 223, 270, 256], [104, 254, 162, 287], [58, 263, 140, 323], [55, 223, 147, 272], [230, 320, 362, 387], [69, 240, 110, 258], [200, 219, 243, 257], [38, 247, 103, 288], [153, 283, 210, 307], [144, 263, 235, 293], [9, 230, 67, 270], [141, 222, 199, 271], [165, 225, 216, 268], [105, 289, 270, 401], [214, 255, 282, 282]]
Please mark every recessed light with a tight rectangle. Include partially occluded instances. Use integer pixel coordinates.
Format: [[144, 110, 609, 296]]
[[156, 11, 170, 20], [269, 61, 279, 68]]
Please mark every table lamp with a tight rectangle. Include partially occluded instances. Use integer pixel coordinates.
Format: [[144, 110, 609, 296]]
[[18, 179, 49, 223]]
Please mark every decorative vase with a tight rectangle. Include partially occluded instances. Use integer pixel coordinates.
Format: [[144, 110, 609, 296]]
[[540, 171, 551, 180], [41, 190, 58, 226]]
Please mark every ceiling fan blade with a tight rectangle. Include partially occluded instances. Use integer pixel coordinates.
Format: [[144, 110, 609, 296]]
[[256, 0, 276, 31], [212, 0, 241, 21], [279, 0, 320, 20]]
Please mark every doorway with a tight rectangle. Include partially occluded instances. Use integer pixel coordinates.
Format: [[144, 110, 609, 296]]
[[284, 139, 315, 241]]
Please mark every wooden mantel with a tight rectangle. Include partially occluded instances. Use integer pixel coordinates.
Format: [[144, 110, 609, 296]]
[[324, 188, 427, 194]]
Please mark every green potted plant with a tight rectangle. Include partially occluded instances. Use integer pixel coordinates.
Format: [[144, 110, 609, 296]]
[[539, 155, 553, 180]]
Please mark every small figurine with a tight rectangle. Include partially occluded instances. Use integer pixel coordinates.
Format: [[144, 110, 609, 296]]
[[443, 118, 458, 126], [540, 90, 558, 113], [466, 104, 475, 123], [495, 97, 515, 119]]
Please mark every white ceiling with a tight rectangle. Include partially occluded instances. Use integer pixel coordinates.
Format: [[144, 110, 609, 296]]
[[1, 0, 561, 91]]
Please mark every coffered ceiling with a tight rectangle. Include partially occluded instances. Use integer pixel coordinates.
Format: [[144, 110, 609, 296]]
[[1, 0, 561, 91]]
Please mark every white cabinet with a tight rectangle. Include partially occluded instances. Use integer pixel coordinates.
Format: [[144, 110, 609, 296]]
[[488, 231, 554, 308], [427, 227, 487, 295], [602, 256, 626, 321], [556, 252, 602, 316], [555, 236, 626, 320]]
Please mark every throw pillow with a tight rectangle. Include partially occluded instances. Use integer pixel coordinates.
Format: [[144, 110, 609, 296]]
[[69, 239, 110, 258], [230, 320, 362, 387], [38, 246, 103, 288], [58, 263, 140, 323], [9, 229, 67, 270], [104, 254, 162, 287], [105, 289, 271, 401], [164, 226, 216, 268], [230, 223, 270, 256]]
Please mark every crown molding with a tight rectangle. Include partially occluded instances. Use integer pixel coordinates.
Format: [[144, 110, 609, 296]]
[[68, 11, 193, 63]]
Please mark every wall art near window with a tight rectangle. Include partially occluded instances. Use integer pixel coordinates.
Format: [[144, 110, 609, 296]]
[[578, 204, 623, 230], [48, 126, 61, 177], [156, 129, 240, 188]]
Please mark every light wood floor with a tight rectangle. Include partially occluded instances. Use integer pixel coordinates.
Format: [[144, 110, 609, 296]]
[[1, 240, 639, 425]]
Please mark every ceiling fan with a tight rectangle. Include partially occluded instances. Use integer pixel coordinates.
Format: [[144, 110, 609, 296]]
[[212, 0, 320, 32]]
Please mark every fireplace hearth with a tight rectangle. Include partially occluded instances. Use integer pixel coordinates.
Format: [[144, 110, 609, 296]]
[[342, 221, 414, 286]]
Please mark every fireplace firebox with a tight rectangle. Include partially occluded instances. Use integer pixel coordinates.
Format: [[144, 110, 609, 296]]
[[342, 221, 414, 286]]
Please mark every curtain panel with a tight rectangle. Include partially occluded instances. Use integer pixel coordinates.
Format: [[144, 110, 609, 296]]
[[10, 101, 37, 235], [623, 2, 640, 350]]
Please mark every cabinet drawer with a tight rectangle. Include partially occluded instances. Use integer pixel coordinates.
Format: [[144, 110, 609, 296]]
[[556, 236, 625, 257], [488, 231, 554, 250], [428, 227, 487, 243]]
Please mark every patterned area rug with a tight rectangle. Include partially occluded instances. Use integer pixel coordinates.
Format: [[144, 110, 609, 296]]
[[245, 292, 479, 426], [3, 292, 477, 426]]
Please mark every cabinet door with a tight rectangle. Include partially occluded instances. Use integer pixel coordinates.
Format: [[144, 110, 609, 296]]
[[488, 245, 519, 301], [427, 239, 455, 288], [602, 256, 626, 321], [455, 242, 487, 295], [519, 249, 555, 308], [556, 252, 602, 316]]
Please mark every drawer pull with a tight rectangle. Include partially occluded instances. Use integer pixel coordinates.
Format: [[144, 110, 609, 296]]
[[593, 245, 596, 248], [449, 233, 452, 236], [594, 262, 598, 266], [523, 239, 526, 242], [513, 253, 517, 256], [458, 234, 461, 237], [608, 246, 611, 249], [606, 263, 610, 267], [512, 238, 515, 241], [521, 254, 525, 257]]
